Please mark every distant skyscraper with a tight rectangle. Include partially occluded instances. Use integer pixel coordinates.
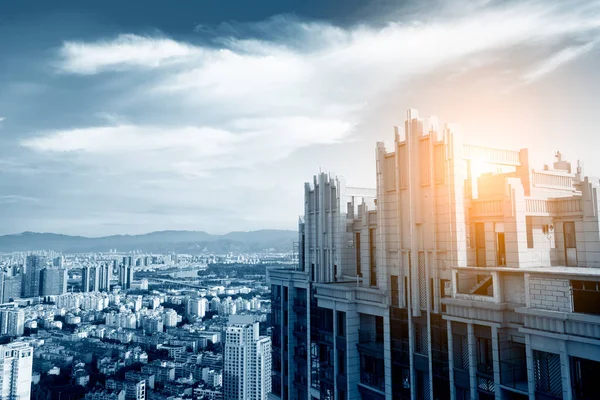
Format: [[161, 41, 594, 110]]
[[98, 263, 111, 291], [224, 315, 271, 400], [82, 266, 92, 292], [0, 342, 33, 399], [41, 267, 68, 296], [22, 255, 45, 298], [2, 275, 22, 303], [119, 263, 133, 290], [53, 256, 64, 267]]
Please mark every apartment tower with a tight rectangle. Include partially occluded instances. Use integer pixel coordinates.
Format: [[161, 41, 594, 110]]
[[268, 109, 600, 400]]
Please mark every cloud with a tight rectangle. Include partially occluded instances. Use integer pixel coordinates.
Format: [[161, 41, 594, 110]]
[[12, 0, 600, 234], [522, 42, 596, 83], [42, 1, 600, 170], [0, 117, 5, 122], [22, 117, 351, 175], [0, 195, 39, 204], [57, 34, 201, 74]]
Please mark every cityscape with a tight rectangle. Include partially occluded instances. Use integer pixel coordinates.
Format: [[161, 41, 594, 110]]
[[2, 1, 600, 400]]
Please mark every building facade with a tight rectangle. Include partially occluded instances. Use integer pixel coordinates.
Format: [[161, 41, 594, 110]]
[[41, 267, 68, 296], [22, 255, 46, 298], [224, 315, 272, 400], [0, 342, 33, 400], [268, 109, 600, 400]]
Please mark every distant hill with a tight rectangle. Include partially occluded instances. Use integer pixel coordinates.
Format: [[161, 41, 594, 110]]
[[0, 230, 298, 253]]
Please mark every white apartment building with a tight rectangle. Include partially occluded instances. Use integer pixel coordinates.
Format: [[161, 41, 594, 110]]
[[0, 342, 33, 400], [224, 315, 272, 400], [269, 109, 600, 400]]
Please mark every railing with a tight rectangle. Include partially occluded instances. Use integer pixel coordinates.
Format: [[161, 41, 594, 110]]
[[358, 330, 384, 343], [500, 360, 528, 389], [293, 323, 307, 336], [318, 331, 333, 345], [314, 284, 389, 306], [526, 197, 582, 216], [360, 370, 385, 391], [532, 171, 573, 189], [470, 199, 503, 216], [293, 299, 307, 309], [463, 144, 521, 165]]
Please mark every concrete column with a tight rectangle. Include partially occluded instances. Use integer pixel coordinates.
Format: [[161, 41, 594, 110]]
[[447, 320, 456, 400], [467, 323, 478, 400], [491, 326, 501, 400], [559, 340, 572, 400], [346, 308, 360, 400], [525, 334, 535, 400], [384, 313, 392, 400]]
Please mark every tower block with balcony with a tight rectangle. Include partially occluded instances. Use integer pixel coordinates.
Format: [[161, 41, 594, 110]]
[[269, 109, 600, 400]]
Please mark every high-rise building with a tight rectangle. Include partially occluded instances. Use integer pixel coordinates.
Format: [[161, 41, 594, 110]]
[[41, 267, 68, 296], [53, 256, 64, 267], [0, 342, 33, 399], [98, 263, 112, 291], [119, 263, 133, 290], [2, 275, 22, 303], [22, 255, 46, 298], [269, 109, 600, 400], [224, 315, 271, 400], [0, 307, 24, 337]]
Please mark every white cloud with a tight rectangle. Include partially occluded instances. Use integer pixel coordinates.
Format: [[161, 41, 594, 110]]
[[22, 117, 351, 174], [522, 42, 596, 83], [34, 2, 600, 177], [18, 0, 600, 234], [0, 117, 5, 122], [58, 34, 201, 74]]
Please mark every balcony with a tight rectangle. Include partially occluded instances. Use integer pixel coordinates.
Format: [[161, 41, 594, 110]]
[[293, 347, 307, 363], [357, 330, 384, 358], [516, 306, 600, 339], [293, 299, 308, 313], [314, 330, 333, 345], [293, 323, 307, 338], [500, 361, 528, 392], [360, 370, 385, 392], [314, 282, 389, 308], [293, 374, 308, 387]]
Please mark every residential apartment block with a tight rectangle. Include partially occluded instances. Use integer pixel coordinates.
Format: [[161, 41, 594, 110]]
[[224, 315, 272, 400], [268, 109, 600, 400]]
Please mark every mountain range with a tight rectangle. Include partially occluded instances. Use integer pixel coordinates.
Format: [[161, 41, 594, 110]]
[[0, 230, 299, 254]]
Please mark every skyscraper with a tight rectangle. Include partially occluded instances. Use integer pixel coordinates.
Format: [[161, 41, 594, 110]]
[[119, 263, 133, 289], [22, 255, 46, 298], [2, 275, 22, 303], [224, 315, 271, 400], [41, 267, 68, 296], [0, 342, 33, 399], [269, 109, 600, 400]]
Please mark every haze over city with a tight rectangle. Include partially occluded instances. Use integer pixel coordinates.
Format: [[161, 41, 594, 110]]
[[2, 0, 600, 236]]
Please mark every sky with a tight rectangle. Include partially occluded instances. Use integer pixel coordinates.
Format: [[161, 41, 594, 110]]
[[1, 0, 600, 236]]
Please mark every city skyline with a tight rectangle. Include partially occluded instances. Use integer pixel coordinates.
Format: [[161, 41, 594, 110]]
[[2, 0, 600, 236]]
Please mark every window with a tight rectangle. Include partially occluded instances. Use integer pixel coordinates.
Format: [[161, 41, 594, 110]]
[[391, 275, 399, 307], [564, 222, 576, 248], [337, 349, 346, 375], [369, 228, 377, 286], [336, 311, 346, 337], [572, 280, 600, 315], [533, 350, 562, 398], [355, 232, 361, 276], [496, 232, 506, 266], [526, 216, 534, 248]]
